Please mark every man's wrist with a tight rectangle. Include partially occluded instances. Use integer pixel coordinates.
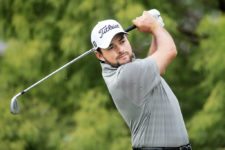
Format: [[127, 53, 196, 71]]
[[149, 22, 161, 33]]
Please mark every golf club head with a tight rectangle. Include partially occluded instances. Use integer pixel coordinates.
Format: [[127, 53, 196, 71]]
[[10, 94, 21, 114]]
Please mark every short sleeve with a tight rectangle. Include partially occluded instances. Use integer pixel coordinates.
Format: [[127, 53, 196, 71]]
[[117, 57, 161, 106]]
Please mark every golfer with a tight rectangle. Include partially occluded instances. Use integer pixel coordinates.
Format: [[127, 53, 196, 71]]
[[91, 10, 192, 150]]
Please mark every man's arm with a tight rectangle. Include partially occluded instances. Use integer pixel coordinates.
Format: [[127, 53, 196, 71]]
[[150, 26, 177, 74], [133, 11, 177, 75]]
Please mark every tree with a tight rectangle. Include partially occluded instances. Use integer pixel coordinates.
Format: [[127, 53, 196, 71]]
[[188, 13, 225, 149], [59, 88, 131, 150], [1, 0, 225, 149], [0, 0, 142, 149]]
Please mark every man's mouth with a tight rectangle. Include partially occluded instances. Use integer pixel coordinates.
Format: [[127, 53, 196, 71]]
[[117, 53, 128, 59]]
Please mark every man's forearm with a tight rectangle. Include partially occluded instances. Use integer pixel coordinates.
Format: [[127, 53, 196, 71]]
[[149, 26, 177, 74], [152, 27, 176, 54]]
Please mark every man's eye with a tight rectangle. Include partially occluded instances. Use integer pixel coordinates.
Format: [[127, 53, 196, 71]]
[[120, 37, 126, 43], [121, 39, 125, 43]]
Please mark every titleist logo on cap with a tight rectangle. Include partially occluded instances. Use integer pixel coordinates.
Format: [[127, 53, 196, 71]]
[[98, 24, 119, 38]]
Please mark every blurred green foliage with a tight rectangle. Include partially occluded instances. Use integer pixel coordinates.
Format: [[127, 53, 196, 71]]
[[0, 0, 225, 149]]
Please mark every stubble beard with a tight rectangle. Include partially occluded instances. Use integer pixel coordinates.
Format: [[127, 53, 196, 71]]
[[104, 52, 133, 68]]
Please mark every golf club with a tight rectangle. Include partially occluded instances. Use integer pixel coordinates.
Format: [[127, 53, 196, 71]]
[[10, 48, 95, 114], [10, 25, 138, 115], [10, 9, 163, 114]]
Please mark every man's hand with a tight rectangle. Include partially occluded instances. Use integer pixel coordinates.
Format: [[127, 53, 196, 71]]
[[132, 11, 162, 33], [148, 9, 165, 27]]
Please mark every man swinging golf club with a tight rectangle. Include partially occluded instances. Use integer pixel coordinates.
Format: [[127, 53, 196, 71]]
[[91, 10, 192, 150]]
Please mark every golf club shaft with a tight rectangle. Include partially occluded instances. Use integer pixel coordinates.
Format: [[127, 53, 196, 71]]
[[10, 25, 137, 114], [21, 48, 95, 95], [125, 25, 136, 32], [19, 25, 136, 95]]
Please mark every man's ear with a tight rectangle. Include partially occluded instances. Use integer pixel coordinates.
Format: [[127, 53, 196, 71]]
[[95, 50, 105, 62]]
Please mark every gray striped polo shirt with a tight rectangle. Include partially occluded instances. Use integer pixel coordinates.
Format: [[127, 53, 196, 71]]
[[101, 57, 189, 147]]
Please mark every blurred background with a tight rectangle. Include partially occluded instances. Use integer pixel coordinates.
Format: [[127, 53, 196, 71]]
[[0, 0, 225, 149]]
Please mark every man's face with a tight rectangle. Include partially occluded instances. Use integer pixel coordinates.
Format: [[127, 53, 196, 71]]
[[96, 33, 133, 67]]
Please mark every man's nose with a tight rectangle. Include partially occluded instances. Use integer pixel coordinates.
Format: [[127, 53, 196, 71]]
[[116, 45, 125, 53]]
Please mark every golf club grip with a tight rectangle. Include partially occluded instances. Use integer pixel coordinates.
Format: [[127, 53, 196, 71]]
[[125, 25, 136, 32]]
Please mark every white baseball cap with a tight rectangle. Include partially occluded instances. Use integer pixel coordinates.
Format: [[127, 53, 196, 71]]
[[91, 19, 126, 50]]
